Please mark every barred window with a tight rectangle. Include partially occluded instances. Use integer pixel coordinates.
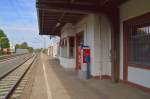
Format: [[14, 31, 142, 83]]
[[69, 37, 75, 58], [128, 25, 150, 66]]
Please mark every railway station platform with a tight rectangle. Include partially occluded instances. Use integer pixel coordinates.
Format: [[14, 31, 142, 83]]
[[20, 53, 150, 99]]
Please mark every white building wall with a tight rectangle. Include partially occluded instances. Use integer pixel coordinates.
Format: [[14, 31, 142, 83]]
[[9, 42, 15, 53], [48, 46, 52, 56], [94, 15, 112, 76], [75, 14, 96, 75], [75, 14, 112, 76], [120, 0, 150, 87], [59, 23, 76, 68], [128, 67, 150, 88], [59, 15, 96, 72], [61, 23, 75, 38], [59, 14, 112, 76], [59, 57, 75, 69], [53, 43, 59, 57], [16, 49, 28, 54], [48, 43, 59, 58]]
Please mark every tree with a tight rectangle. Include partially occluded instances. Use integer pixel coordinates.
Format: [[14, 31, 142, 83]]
[[15, 44, 20, 49], [0, 38, 10, 48], [15, 42, 34, 53], [28, 47, 34, 52], [0, 29, 10, 48], [0, 29, 10, 54], [15, 42, 28, 49], [0, 29, 6, 37], [20, 42, 28, 49]]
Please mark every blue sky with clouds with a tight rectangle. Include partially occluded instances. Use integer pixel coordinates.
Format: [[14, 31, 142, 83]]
[[0, 0, 53, 48]]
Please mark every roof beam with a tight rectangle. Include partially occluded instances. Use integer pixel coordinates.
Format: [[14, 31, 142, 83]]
[[36, 2, 105, 14]]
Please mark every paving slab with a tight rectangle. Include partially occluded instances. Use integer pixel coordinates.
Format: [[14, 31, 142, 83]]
[[21, 53, 150, 99]]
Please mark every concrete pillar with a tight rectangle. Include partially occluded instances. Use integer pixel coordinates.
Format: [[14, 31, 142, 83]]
[[67, 37, 70, 58]]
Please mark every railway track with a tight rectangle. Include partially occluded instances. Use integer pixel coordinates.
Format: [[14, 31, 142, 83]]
[[0, 54, 37, 99], [0, 54, 28, 63]]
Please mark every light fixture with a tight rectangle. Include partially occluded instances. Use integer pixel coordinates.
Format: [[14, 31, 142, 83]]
[[56, 22, 61, 27]]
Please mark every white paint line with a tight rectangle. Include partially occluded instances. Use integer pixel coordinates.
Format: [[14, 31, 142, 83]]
[[43, 63, 52, 99]]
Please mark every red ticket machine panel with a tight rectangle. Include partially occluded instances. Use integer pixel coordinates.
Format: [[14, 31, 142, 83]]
[[82, 48, 90, 64]]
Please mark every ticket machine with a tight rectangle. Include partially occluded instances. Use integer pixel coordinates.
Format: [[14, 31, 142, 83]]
[[77, 46, 91, 79], [82, 47, 90, 64]]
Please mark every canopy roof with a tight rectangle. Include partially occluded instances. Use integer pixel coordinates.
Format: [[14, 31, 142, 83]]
[[36, 0, 127, 35]]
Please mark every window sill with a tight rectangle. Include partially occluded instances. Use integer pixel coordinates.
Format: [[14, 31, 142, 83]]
[[128, 64, 150, 70], [59, 56, 74, 59]]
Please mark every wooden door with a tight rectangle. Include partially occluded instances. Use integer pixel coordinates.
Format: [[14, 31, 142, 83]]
[[76, 32, 84, 71]]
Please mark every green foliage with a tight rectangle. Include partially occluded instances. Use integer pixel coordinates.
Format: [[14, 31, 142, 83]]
[[0, 29, 6, 37], [28, 47, 34, 52], [15, 42, 28, 49], [0, 29, 10, 48], [15, 42, 34, 52], [15, 44, 20, 49], [34, 48, 42, 53]]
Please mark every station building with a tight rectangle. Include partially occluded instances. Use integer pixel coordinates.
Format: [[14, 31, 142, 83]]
[[37, 0, 150, 93], [48, 43, 59, 57]]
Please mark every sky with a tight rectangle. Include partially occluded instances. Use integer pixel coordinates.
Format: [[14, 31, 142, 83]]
[[0, 0, 56, 48]]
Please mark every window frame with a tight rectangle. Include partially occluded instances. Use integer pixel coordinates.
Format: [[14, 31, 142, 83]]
[[124, 12, 150, 71], [69, 36, 75, 58]]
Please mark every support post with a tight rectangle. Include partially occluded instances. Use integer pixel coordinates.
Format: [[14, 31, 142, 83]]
[[106, 7, 120, 83]]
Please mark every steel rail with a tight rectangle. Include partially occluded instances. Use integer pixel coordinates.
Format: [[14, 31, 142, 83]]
[[0, 54, 33, 80], [0, 54, 37, 99], [5, 54, 38, 99], [0, 53, 29, 63]]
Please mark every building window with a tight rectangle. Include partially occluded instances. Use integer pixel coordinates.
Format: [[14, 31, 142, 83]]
[[59, 37, 75, 58], [128, 26, 150, 66], [60, 38, 67, 57], [69, 37, 75, 58]]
